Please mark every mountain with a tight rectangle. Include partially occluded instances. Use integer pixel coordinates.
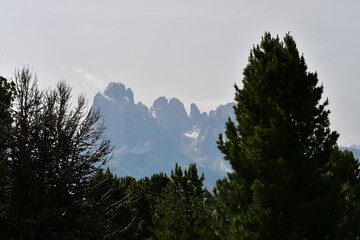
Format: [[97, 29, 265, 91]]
[[92, 82, 235, 188], [339, 145, 360, 160]]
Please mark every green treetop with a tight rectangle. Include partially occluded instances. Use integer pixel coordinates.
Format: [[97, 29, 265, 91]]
[[215, 32, 359, 239], [150, 164, 216, 240]]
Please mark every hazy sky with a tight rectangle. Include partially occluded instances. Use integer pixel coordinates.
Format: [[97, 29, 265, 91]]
[[1, 0, 359, 147]]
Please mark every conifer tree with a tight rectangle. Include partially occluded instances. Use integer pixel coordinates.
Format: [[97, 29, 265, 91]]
[[215, 33, 359, 239], [6, 68, 112, 239], [0, 76, 14, 237], [86, 169, 141, 240], [150, 164, 216, 240], [136, 173, 170, 239], [87, 170, 171, 240]]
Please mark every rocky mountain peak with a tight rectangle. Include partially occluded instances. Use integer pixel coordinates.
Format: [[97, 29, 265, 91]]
[[151, 96, 168, 116], [103, 82, 134, 104], [92, 82, 236, 188], [189, 103, 201, 123], [150, 97, 191, 140]]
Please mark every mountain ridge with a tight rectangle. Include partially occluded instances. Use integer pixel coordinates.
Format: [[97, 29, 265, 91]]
[[92, 82, 235, 188]]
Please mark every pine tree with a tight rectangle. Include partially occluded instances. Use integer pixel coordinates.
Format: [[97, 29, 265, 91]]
[[0, 76, 14, 136], [87, 170, 172, 240], [215, 33, 359, 239], [136, 173, 170, 239], [6, 68, 112, 239], [150, 164, 216, 240], [86, 169, 141, 240], [0, 76, 14, 238]]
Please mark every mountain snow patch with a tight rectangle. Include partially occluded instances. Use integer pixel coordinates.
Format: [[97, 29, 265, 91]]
[[184, 127, 200, 139]]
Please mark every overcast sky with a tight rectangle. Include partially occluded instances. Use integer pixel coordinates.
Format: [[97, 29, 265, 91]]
[[1, 0, 359, 147]]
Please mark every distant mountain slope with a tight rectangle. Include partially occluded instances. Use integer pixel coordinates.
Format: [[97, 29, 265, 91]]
[[92, 82, 235, 188], [339, 145, 360, 160]]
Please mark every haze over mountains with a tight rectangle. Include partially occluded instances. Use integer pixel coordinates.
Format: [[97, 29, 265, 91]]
[[92, 82, 235, 187]]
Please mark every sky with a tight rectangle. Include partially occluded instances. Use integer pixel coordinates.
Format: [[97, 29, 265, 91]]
[[0, 0, 359, 147]]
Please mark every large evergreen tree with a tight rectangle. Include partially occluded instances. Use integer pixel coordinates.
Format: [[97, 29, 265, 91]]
[[215, 33, 360, 239], [6, 68, 112, 239]]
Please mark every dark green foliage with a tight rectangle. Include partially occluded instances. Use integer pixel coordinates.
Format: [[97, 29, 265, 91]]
[[5, 68, 112, 239], [216, 33, 360, 239], [86, 169, 171, 240], [150, 164, 217, 240], [86, 169, 141, 239], [326, 148, 360, 238], [0, 76, 14, 134], [0, 76, 14, 237], [135, 173, 170, 239]]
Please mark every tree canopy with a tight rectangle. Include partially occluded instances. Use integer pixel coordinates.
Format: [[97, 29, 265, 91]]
[[0, 76, 14, 235], [216, 32, 360, 239], [4, 68, 112, 239], [1, 34, 359, 239], [150, 163, 216, 240]]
